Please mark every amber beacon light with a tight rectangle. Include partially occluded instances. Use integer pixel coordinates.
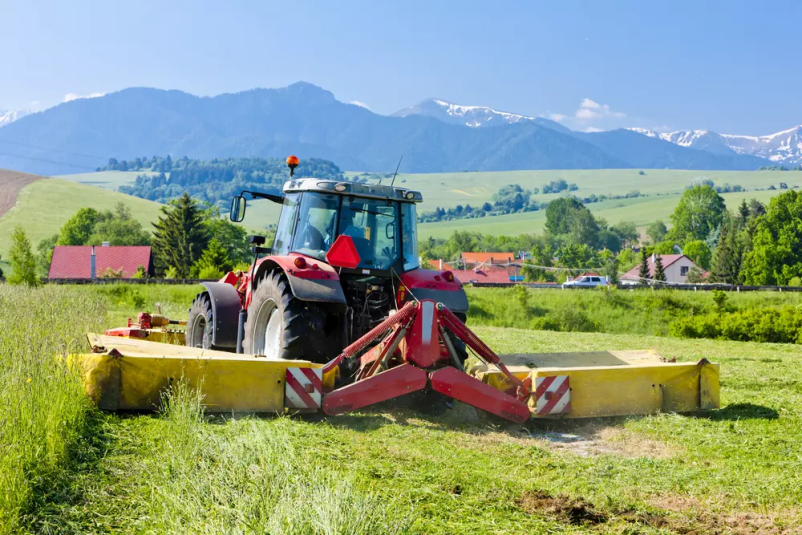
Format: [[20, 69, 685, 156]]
[[286, 155, 300, 176]]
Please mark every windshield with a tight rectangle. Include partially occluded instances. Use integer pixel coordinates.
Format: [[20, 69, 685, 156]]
[[291, 193, 339, 259], [338, 196, 399, 270]]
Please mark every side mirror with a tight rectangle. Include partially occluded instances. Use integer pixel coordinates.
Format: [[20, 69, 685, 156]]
[[230, 195, 246, 222]]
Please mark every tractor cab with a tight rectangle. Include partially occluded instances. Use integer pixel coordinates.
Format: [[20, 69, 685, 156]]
[[232, 178, 423, 275]]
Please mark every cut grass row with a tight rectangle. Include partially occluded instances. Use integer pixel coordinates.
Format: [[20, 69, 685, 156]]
[[4, 284, 802, 533]]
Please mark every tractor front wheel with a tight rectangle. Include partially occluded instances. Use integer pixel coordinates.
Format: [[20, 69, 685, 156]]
[[186, 292, 214, 349], [243, 271, 333, 362]]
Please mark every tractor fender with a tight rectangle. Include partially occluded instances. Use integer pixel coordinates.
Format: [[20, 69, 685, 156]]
[[198, 282, 242, 348], [251, 255, 347, 306], [399, 268, 469, 314]]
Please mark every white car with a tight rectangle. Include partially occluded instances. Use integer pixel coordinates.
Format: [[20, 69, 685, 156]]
[[562, 275, 609, 288]]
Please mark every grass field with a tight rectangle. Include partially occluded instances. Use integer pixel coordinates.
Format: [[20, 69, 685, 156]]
[[0, 179, 163, 270], [52, 168, 798, 240], [3, 284, 801, 533], [54, 170, 160, 191]]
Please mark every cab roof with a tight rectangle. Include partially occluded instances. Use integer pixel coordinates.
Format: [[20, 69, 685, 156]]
[[283, 178, 423, 203]]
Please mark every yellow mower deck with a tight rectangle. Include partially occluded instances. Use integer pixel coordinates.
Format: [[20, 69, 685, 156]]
[[78, 334, 325, 412], [471, 350, 720, 418], [75, 336, 719, 418]]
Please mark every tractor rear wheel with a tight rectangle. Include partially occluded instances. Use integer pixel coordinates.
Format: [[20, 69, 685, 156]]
[[186, 292, 214, 349], [243, 271, 333, 362]]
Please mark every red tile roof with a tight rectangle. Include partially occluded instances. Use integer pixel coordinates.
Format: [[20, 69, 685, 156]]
[[425, 259, 455, 271], [452, 268, 516, 284], [621, 254, 691, 280], [461, 252, 515, 266], [49, 246, 151, 279]]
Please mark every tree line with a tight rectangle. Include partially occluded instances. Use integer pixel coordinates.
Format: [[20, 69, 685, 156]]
[[110, 156, 344, 207]]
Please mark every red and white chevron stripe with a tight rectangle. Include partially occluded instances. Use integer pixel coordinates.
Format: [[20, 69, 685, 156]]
[[534, 375, 571, 415], [285, 367, 323, 410]]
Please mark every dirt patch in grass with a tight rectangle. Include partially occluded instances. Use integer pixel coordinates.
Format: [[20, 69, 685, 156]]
[[517, 490, 608, 525], [0, 169, 44, 217], [518, 490, 797, 534]]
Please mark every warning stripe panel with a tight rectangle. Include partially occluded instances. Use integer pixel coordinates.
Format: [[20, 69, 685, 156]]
[[285, 367, 323, 409], [535, 375, 571, 415]]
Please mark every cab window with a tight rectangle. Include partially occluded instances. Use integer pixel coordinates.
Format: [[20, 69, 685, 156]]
[[291, 193, 340, 260], [338, 197, 399, 270], [272, 193, 299, 255]]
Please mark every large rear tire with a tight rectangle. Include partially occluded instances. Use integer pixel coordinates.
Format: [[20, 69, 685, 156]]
[[186, 292, 214, 349], [243, 271, 334, 362]]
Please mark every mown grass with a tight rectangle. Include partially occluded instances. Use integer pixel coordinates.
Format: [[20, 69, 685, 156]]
[[0, 285, 106, 533], [6, 284, 802, 533]]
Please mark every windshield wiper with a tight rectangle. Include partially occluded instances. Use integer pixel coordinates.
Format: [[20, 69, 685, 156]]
[[350, 206, 396, 218]]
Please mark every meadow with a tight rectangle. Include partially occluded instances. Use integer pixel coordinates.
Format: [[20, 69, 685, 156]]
[[2, 283, 801, 533], [0, 178, 163, 267], [53, 168, 797, 240]]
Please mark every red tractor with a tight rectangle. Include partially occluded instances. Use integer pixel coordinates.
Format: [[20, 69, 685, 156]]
[[185, 157, 469, 365]]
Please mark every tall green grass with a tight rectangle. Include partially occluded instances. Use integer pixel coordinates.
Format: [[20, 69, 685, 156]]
[[466, 286, 802, 338], [0, 286, 106, 533], [93, 380, 410, 533]]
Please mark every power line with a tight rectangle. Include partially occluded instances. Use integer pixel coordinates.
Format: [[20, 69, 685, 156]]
[[0, 151, 98, 170], [0, 139, 104, 160]]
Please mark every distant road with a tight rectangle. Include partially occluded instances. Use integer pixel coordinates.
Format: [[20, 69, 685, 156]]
[[0, 169, 45, 218]]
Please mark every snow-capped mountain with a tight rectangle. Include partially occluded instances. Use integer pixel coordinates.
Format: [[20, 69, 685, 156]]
[[392, 98, 569, 132], [0, 109, 32, 127], [629, 125, 802, 165]]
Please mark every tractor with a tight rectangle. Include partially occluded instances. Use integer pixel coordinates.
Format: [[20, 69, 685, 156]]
[[88, 157, 718, 422], [185, 157, 468, 368]]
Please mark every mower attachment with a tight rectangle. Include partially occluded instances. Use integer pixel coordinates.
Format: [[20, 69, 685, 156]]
[[321, 300, 531, 423]]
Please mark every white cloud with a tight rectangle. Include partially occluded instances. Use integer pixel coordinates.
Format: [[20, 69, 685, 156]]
[[574, 98, 625, 121], [349, 100, 371, 110], [584, 126, 604, 133], [63, 92, 105, 103], [548, 113, 566, 122]]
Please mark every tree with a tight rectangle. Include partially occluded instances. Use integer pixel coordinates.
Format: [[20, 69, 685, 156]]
[[652, 241, 676, 255], [555, 243, 598, 269], [193, 238, 233, 276], [604, 255, 620, 284], [545, 197, 585, 235], [611, 221, 639, 248], [653, 254, 667, 282], [151, 192, 210, 277], [56, 208, 101, 245], [686, 266, 708, 283], [617, 248, 638, 272], [669, 185, 726, 242], [638, 249, 650, 281], [8, 226, 39, 286], [567, 207, 600, 248], [682, 240, 712, 270], [710, 223, 733, 283], [646, 220, 668, 244], [743, 190, 802, 284], [88, 203, 151, 246], [36, 234, 58, 277], [205, 217, 250, 265]]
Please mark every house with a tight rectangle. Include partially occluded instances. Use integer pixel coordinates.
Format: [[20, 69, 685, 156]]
[[452, 267, 517, 285], [620, 254, 699, 284], [460, 252, 515, 269], [49, 245, 152, 279], [425, 259, 455, 271]]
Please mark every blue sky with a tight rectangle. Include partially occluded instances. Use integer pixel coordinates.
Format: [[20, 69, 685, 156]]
[[1, 0, 800, 135]]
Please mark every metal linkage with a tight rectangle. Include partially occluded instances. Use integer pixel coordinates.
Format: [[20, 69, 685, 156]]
[[321, 300, 532, 423]]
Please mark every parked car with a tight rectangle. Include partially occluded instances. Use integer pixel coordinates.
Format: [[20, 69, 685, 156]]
[[562, 275, 609, 288]]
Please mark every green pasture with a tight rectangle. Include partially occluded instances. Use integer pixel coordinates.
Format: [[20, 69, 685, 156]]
[[2, 284, 799, 533]]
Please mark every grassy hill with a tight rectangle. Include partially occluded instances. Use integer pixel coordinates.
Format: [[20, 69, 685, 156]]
[[0, 178, 163, 268], [53, 167, 799, 240], [55, 170, 161, 191]]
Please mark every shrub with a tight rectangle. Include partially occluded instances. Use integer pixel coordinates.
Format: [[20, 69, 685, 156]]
[[540, 307, 598, 332], [669, 306, 802, 344], [198, 266, 224, 280]]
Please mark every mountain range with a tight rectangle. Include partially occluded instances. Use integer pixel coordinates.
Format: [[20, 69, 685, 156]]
[[0, 82, 788, 175], [628, 127, 802, 166], [0, 109, 31, 128]]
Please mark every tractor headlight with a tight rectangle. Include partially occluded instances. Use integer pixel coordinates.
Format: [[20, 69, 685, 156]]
[[405, 191, 415, 200], [334, 183, 349, 192]]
